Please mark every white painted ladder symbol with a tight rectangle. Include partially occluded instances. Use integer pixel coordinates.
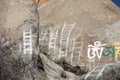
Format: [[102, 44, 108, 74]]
[[49, 28, 58, 50], [71, 41, 83, 63], [23, 29, 32, 55], [59, 22, 75, 59], [71, 29, 83, 64]]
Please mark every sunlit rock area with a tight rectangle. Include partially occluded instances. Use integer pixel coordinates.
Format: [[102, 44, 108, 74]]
[[0, 0, 120, 80]]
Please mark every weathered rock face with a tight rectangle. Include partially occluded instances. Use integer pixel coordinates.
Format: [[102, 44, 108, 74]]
[[0, 52, 46, 80], [39, 0, 120, 24], [0, 0, 39, 61], [0, 0, 39, 42], [81, 63, 120, 80], [38, 0, 120, 69], [0, 0, 46, 80], [0, 0, 120, 80]]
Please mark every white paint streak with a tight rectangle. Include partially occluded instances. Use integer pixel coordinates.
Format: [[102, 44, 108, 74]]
[[85, 66, 99, 80], [88, 58, 95, 70], [78, 42, 83, 63], [96, 64, 108, 79], [71, 38, 76, 62]]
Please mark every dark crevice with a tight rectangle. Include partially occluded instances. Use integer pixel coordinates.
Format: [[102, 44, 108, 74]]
[[32, 54, 44, 71], [56, 60, 87, 76]]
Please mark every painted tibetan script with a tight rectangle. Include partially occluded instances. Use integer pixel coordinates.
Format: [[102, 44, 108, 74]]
[[87, 41, 107, 59]]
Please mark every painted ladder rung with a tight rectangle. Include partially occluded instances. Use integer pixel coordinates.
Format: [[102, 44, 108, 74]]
[[75, 51, 80, 53], [60, 41, 68, 43], [62, 31, 71, 34], [60, 39, 67, 41], [63, 29, 72, 31], [24, 46, 32, 49], [50, 38, 55, 40], [60, 39, 68, 42], [50, 36, 56, 38], [60, 42, 67, 44], [39, 39, 43, 41], [64, 24, 75, 27], [60, 41, 67, 43], [24, 42, 31, 44], [23, 38, 31, 40], [24, 41, 31, 43], [49, 46, 54, 48], [60, 45, 66, 49], [24, 43, 31, 45], [49, 45, 54, 47], [80, 65, 85, 67], [60, 40, 67, 42], [60, 46, 67, 48], [24, 39, 31, 41], [61, 38, 67, 40], [62, 31, 70, 33], [62, 34, 69, 36], [49, 42, 55, 44], [24, 32, 31, 34], [61, 36, 69, 38], [50, 35, 56, 37], [61, 33, 69, 35], [63, 28, 72, 30], [75, 47, 81, 48], [60, 54, 66, 57], [60, 43, 69, 46], [72, 57, 78, 59], [24, 51, 32, 53], [76, 42, 82, 43], [24, 36, 31, 38], [61, 37, 68, 39], [49, 44, 55, 46], [62, 35, 69, 37], [24, 48, 32, 50]]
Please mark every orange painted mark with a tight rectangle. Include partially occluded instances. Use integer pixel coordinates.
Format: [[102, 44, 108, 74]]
[[32, 0, 48, 7]]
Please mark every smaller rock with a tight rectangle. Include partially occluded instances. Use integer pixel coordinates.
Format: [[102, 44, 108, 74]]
[[83, 63, 120, 80]]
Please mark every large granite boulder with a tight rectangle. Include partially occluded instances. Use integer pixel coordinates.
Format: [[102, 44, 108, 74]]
[[0, 0, 39, 60], [38, 0, 120, 68], [0, 0, 46, 80]]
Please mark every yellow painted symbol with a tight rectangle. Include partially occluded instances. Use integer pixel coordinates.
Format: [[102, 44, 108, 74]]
[[114, 42, 120, 62]]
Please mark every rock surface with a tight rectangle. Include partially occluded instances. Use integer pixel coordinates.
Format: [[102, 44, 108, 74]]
[[39, 0, 120, 24], [0, 0, 120, 80], [81, 63, 120, 80], [0, 0, 46, 80], [0, 0, 39, 42], [40, 53, 79, 80], [38, 0, 120, 68], [0, 0, 39, 61]]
